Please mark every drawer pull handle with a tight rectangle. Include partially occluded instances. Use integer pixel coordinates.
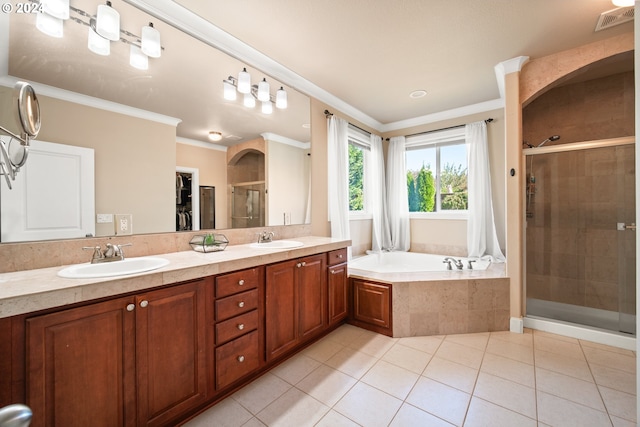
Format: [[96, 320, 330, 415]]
[[238, 279, 245, 286], [238, 301, 245, 308], [140, 300, 149, 308], [237, 323, 245, 330], [126, 303, 135, 312], [237, 355, 245, 363]]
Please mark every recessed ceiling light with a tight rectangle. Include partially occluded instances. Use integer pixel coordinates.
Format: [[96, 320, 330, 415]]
[[409, 90, 427, 99], [208, 131, 222, 141]]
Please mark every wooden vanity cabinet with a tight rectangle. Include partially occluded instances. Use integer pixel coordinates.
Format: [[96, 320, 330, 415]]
[[350, 278, 392, 337], [26, 278, 208, 427], [265, 254, 327, 361], [327, 248, 348, 326]]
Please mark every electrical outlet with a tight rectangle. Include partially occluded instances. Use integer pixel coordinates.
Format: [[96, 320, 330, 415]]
[[96, 213, 113, 224], [114, 214, 133, 235]]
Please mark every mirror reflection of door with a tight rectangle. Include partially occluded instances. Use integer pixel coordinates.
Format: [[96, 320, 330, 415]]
[[176, 167, 200, 231], [199, 186, 215, 230]]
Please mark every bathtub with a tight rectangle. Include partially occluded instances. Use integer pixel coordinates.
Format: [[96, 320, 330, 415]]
[[348, 251, 491, 273], [347, 251, 509, 337]]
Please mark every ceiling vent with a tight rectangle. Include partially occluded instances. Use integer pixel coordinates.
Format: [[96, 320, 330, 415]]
[[595, 6, 634, 32]]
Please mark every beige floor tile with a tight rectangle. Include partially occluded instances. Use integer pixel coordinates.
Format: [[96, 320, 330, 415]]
[[480, 352, 535, 388], [406, 377, 471, 426], [256, 387, 329, 427], [348, 331, 398, 358], [326, 324, 369, 347], [590, 362, 637, 395], [485, 337, 534, 364], [382, 342, 433, 374], [389, 403, 455, 427], [296, 364, 357, 407], [232, 372, 292, 415], [535, 367, 605, 411], [534, 349, 593, 382], [534, 334, 586, 360], [464, 397, 537, 427], [444, 332, 489, 351], [473, 372, 536, 419], [315, 409, 361, 427], [182, 396, 253, 427], [269, 353, 321, 385], [301, 336, 344, 362], [423, 357, 479, 393], [490, 329, 534, 347], [434, 340, 484, 369], [582, 346, 636, 374], [580, 339, 636, 357], [610, 414, 638, 427], [537, 391, 612, 427], [599, 386, 637, 423], [361, 360, 420, 400], [334, 382, 403, 427], [396, 334, 444, 354], [241, 417, 266, 427], [325, 346, 378, 379], [534, 329, 580, 344]]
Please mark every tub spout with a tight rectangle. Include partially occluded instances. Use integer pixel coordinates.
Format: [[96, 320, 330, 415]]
[[443, 257, 463, 270]]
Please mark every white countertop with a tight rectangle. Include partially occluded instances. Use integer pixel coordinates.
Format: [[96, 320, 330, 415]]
[[0, 236, 350, 318]]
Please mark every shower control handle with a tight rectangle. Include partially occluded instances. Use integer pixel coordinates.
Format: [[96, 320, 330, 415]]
[[617, 222, 636, 231]]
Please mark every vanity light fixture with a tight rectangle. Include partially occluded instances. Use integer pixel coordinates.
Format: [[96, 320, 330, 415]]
[[34, 2, 164, 70], [222, 72, 287, 112], [208, 132, 223, 142]]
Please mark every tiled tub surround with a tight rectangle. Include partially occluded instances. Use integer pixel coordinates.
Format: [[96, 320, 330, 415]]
[[0, 234, 345, 319], [349, 261, 509, 337]]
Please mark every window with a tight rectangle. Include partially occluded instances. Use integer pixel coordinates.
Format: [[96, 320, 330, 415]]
[[348, 125, 371, 214], [405, 128, 468, 213]]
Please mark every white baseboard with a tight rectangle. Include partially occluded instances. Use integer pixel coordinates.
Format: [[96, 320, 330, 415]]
[[510, 317, 524, 334]]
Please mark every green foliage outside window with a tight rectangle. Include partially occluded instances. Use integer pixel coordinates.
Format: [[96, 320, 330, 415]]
[[407, 162, 467, 211], [348, 144, 364, 211], [440, 163, 468, 210], [407, 165, 435, 212]]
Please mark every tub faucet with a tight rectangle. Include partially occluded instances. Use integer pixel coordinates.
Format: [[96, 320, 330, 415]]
[[257, 231, 275, 243], [443, 257, 463, 270]]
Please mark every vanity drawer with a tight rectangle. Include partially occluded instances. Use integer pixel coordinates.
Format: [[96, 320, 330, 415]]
[[215, 289, 258, 322], [216, 310, 258, 345], [216, 267, 260, 298], [327, 248, 347, 266], [216, 330, 260, 389]]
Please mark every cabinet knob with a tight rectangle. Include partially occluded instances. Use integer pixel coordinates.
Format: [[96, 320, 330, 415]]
[[296, 263, 302, 268], [302, 261, 306, 266], [238, 279, 245, 286], [338, 254, 343, 259], [330, 270, 336, 275], [140, 300, 149, 308], [126, 303, 135, 312], [237, 355, 245, 363], [238, 301, 245, 308], [237, 323, 245, 330]]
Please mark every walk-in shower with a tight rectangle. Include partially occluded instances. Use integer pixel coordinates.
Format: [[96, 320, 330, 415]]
[[524, 137, 636, 336]]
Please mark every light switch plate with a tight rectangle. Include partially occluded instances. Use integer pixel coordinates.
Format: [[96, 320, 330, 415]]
[[114, 214, 133, 235], [97, 213, 113, 224]]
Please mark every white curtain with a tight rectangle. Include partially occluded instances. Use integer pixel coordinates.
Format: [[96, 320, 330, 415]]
[[366, 134, 390, 252], [466, 121, 505, 261], [327, 116, 350, 243], [386, 136, 410, 251]]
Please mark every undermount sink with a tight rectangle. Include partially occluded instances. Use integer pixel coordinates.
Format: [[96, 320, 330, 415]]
[[249, 240, 304, 250], [58, 257, 170, 279]]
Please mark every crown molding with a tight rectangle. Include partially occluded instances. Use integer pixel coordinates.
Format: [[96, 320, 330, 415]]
[[261, 132, 310, 149], [176, 137, 227, 152]]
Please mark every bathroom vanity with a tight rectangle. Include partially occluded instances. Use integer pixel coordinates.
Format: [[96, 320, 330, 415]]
[[0, 236, 349, 427]]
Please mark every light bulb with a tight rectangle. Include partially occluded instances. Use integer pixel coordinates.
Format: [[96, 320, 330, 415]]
[[208, 132, 222, 141], [129, 45, 148, 70], [257, 78, 270, 102], [36, 12, 63, 37], [41, 0, 69, 19], [261, 101, 273, 115], [237, 68, 251, 94], [223, 79, 237, 101], [88, 27, 110, 56], [244, 93, 256, 108], [276, 87, 287, 109], [141, 22, 161, 58], [96, 1, 120, 41]]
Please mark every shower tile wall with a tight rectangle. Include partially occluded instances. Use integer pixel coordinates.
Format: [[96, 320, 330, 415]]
[[526, 145, 635, 314]]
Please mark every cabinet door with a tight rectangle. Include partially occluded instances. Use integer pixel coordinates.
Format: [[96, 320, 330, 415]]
[[352, 279, 392, 335], [26, 296, 136, 427], [328, 263, 348, 325], [136, 280, 208, 427], [298, 254, 327, 340], [265, 260, 298, 361]]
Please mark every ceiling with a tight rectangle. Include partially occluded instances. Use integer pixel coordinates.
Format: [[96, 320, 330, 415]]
[[3, 0, 635, 143]]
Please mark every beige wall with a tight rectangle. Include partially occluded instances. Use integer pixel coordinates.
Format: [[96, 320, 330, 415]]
[[28, 94, 177, 236], [176, 142, 228, 229]]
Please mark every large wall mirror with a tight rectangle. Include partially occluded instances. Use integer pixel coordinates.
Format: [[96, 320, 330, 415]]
[[0, 0, 311, 243]]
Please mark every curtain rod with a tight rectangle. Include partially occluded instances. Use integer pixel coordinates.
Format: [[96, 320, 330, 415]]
[[324, 110, 372, 136], [394, 118, 494, 141]]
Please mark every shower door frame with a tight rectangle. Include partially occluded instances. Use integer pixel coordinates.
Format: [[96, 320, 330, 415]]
[[522, 135, 636, 335]]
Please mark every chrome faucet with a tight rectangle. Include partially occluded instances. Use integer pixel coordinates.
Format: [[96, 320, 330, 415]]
[[257, 231, 275, 243], [443, 257, 464, 270], [83, 243, 132, 263]]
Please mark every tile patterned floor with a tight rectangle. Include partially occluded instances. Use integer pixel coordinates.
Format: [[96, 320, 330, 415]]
[[184, 325, 637, 427]]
